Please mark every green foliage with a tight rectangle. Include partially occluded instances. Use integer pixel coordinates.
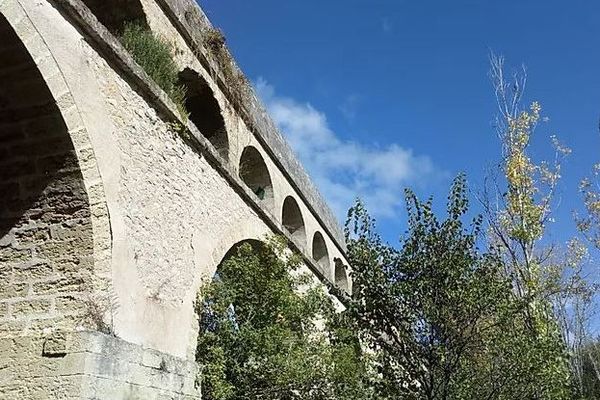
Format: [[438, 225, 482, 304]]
[[196, 236, 372, 400], [576, 163, 600, 250], [486, 55, 596, 398], [344, 175, 573, 399], [578, 339, 600, 399], [201, 27, 249, 109], [119, 23, 187, 119]]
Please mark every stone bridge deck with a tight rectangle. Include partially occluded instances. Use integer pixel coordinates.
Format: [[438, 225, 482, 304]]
[[0, 0, 351, 398]]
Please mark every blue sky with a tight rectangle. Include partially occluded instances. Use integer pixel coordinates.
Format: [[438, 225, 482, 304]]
[[199, 0, 600, 253]]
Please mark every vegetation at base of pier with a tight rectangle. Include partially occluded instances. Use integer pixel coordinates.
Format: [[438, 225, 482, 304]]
[[196, 236, 372, 400], [119, 22, 188, 120]]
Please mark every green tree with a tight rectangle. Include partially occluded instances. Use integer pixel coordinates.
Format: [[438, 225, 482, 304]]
[[196, 237, 372, 400], [346, 176, 501, 399], [345, 174, 573, 399], [483, 54, 595, 398], [579, 339, 600, 399]]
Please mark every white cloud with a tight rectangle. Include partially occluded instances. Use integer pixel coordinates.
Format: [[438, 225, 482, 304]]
[[255, 78, 440, 220]]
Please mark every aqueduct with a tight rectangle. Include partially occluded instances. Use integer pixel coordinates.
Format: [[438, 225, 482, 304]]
[[0, 0, 351, 398]]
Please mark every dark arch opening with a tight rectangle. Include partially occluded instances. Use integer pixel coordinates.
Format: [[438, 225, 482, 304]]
[[81, 0, 148, 34], [282, 196, 306, 245], [0, 15, 96, 333], [312, 232, 330, 269], [178, 68, 229, 159], [239, 146, 273, 208], [334, 258, 349, 293]]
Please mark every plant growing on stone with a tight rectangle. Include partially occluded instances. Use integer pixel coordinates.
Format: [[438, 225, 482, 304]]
[[201, 27, 249, 110], [79, 291, 114, 335], [120, 22, 188, 119]]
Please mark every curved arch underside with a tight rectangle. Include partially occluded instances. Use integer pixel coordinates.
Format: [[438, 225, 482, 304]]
[[178, 67, 229, 160], [239, 146, 274, 209], [334, 258, 349, 293], [282, 196, 306, 245], [81, 0, 148, 34], [0, 13, 95, 336], [312, 231, 330, 269]]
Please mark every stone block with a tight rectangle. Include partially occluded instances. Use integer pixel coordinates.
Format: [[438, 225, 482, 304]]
[[30, 275, 85, 296], [11, 298, 52, 318], [13, 227, 51, 247], [0, 246, 30, 263], [42, 331, 67, 357], [11, 260, 54, 283], [0, 281, 29, 300]]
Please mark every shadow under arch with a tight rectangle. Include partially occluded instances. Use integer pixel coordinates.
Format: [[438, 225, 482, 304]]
[[80, 0, 148, 34], [281, 196, 306, 246], [334, 258, 350, 293], [178, 68, 229, 160], [311, 231, 330, 270], [239, 146, 274, 210], [0, 12, 96, 332]]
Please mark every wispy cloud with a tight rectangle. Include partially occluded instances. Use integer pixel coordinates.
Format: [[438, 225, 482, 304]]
[[381, 17, 393, 33], [338, 94, 360, 121], [255, 78, 441, 220]]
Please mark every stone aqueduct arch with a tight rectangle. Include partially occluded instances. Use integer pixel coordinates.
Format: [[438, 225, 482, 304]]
[[0, 2, 113, 325], [0, 0, 351, 398]]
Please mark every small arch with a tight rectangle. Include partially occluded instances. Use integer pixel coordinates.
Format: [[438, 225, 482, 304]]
[[81, 0, 148, 34], [239, 146, 274, 208], [281, 196, 306, 244], [178, 68, 229, 159], [312, 232, 330, 269], [334, 258, 350, 293]]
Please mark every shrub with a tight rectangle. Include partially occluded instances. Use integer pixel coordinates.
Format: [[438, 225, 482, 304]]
[[120, 22, 187, 118]]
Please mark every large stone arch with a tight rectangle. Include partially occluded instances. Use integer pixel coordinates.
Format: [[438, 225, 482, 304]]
[[182, 219, 271, 357], [0, 1, 113, 333]]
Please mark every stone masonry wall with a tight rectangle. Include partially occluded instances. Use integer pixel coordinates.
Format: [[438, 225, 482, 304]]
[[0, 331, 199, 399], [0, 14, 95, 338], [0, 0, 349, 397]]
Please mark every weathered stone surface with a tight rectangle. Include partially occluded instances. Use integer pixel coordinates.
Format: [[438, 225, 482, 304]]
[[0, 0, 352, 398], [0, 332, 200, 399]]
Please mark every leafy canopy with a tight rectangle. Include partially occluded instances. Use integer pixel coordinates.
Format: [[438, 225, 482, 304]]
[[196, 237, 372, 400], [345, 174, 572, 399]]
